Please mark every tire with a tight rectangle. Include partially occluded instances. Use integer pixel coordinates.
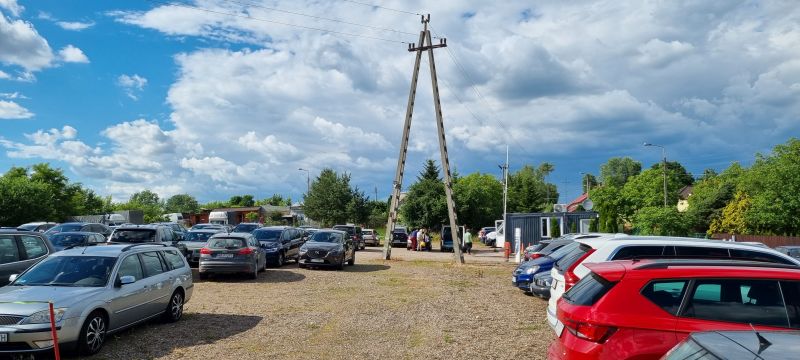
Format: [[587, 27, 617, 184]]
[[276, 252, 285, 267], [163, 291, 184, 322], [337, 257, 345, 270], [347, 251, 355, 266], [250, 261, 258, 279], [260, 257, 266, 272], [199, 272, 208, 280], [78, 311, 107, 356]]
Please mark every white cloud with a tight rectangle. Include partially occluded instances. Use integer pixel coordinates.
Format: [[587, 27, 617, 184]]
[[0, 14, 54, 70], [56, 21, 95, 31], [116, 74, 147, 100], [0, 99, 32, 119], [0, 0, 23, 17], [58, 45, 89, 63], [0, 92, 27, 99], [0, 70, 8, 79], [636, 39, 695, 68]]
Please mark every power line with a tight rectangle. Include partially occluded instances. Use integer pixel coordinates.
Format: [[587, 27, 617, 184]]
[[339, 0, 422, 16], [144, 0, 408, 44], [429, 25, 536, 161], [220, 0, 420, 37]]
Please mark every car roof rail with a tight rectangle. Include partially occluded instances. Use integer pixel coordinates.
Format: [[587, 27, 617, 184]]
[[634, 259, 800, 270], [120, 243, 169, 252]]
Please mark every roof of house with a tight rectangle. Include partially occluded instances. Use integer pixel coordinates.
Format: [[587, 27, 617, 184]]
[[212, 207, 263, 212], [678, 185, 694, 200], [566, 193, 589, 212]]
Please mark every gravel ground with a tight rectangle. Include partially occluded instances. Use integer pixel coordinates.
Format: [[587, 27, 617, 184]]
[[79, 245, 553, 360]]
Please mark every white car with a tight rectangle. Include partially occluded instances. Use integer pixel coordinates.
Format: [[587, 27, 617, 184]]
[[546, 236, 800, 336]]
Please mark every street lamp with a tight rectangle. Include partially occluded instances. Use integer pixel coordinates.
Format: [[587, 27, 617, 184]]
[[643, 142, 667, 207], [580, 172, 592, 194], [298, 168, 310, 198]]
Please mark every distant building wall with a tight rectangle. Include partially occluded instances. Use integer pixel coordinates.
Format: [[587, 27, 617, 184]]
[[711, 233, 800, 247]]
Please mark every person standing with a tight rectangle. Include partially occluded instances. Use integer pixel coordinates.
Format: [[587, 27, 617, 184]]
[[463, 228, 473, 255], [409, 228, 418, 251]]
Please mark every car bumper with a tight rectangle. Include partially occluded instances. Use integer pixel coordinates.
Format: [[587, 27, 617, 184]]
[[512, 274, 533, 290], [364, 238, 379, 245], [300, 253, 344, 266], [529, 282, 551, 299], [199, 261, 256, 274], [0, 318, 81, 353]]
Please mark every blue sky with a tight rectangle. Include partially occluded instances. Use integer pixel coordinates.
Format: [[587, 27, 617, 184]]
[[1, 0, 799, 204]]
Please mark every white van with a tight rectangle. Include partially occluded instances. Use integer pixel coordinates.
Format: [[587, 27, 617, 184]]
[[208, 211, 229, 225], [165, 213, 184, 223]]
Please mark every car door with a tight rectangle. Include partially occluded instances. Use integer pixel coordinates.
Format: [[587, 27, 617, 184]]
[[674, 278, 790, 344], [138, 251, 172, 315], [251, 236, 265, 269], [108, 254, 151, 330], [281, 230, 295, 257], [0, 235, 22, 285], [18, 234, 50, 272]]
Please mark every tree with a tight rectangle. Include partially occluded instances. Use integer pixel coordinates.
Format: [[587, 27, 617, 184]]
[[348, 187, 370, 225], [600, 157, 641, 187], [0, 174, 52, 225], [303, 168, 353, 227], [130, 190, 160, 207], [245, 212, 260, 223], [165, 194, 199, 214], [581, 173, 599, 193], [708, 191, 752, 235], [400, 162, 448, 229], [621, 166, 690, 209], [650, 161, 694, 187], [453, 173, 503, 230], [506, 164, 558, 213], [121, 190, 165, 223], [366, 200, 388, 229], [229, 195, 255, 207], [633, 206, 690, 236], [258, 194, 290, 206], [589, 185, 626, 233], [684, 171, 736, 233], [419, 159, 440, 181]]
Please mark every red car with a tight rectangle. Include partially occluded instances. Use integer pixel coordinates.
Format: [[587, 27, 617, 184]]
[[548, 259, 800, 360]]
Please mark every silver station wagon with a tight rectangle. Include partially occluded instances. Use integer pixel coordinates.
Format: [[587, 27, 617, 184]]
[[0, 244, 193, 356]]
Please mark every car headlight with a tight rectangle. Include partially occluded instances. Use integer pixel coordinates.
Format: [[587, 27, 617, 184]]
[[524, 266, 540, 275], [299, 247, 307, 255], [20, 308, 67, 325]]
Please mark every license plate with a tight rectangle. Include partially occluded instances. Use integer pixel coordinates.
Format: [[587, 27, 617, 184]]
[[311, 259, 324, 263], [554, 320, 565, 337], [216, 253, 233, 258], [512, 276, 516, 283], [0, 333, 7, 342]]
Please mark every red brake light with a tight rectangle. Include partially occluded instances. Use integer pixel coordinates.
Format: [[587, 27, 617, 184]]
[[200, 248, 211, 255], [563, 318, 615, 343], [238, 248, 253, 255], [531, 253, 542, 259], [564, 249, 595, 291]]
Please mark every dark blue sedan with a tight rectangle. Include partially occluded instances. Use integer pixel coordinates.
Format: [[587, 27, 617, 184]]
[[511, 241, 579, 292]]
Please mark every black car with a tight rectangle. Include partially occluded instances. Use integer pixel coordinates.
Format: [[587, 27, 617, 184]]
[[44, 222, 112, 239], [440, 225, 465, 252], [0, 230, 55, 286], [47, 231, 107, 251], [332, 225, 365, 250], [390, 227, 408, 248], [528, 271, 552, 299], [253, 227, 305, 267], [664, 330, 800, 359], [16, 222, 58, 233], [155, 222, 189, 241], [232, 223, 262, 233], [298, 230, 355, 270]]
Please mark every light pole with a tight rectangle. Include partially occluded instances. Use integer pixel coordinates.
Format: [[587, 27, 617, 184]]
[[643, 142, 667, 207], [580, 172, 592, 194], [298, 168, 310, 198]]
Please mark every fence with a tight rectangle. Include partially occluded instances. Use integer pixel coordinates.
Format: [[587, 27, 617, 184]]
[[711, 233, 800, 248]]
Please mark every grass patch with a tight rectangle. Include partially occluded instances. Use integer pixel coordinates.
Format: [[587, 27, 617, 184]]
[[443, 334, 454, 344], [409, 330, 425, 348], [447, 279, 478, 291], [378, 276, 411, 287]]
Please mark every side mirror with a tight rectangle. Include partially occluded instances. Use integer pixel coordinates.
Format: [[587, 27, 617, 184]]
[[119, 275, 136, 286], [8, 274, 18, 282]]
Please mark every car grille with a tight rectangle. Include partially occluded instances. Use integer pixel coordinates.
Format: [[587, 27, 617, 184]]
[[0, 315, 23, 325], [309, 250, 327, 258], [535, 278, 551, 287]]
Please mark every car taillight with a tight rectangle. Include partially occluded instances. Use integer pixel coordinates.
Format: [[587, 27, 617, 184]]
[[531, 253, 542, 259], [564, 249, 595, 291], [200, 248, 211, 255], [238, 248, 253, 255], [563, 319, 615, 343]]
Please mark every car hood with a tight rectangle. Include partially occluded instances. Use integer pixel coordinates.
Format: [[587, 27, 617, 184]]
[[516, 256, 555, 270], [0, 286, 106, 316], [180, 241, 207, 250], [303, 242, 343, 250]]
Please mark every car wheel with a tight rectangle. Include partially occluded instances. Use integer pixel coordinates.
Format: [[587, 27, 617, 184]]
[[347, 252, 355, 266], [250, 261, 259, 279], [199, 272, 208, 280], [260, 257, 267, 272], [337, 257, 345, 270], [78, 311, 107, 355], [277, 252, 284, 267], [163, 291, 184, 322]]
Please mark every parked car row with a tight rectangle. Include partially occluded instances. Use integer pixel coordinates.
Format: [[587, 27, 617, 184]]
[[511, 233, 800, 359]]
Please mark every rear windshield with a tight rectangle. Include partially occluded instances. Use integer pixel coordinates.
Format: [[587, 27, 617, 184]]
[[208, 238, 247, 249], [311, 232, 343, 243], [49, 233, 89, 247], [233, 224, 259, 232], [47, 224, 83, 234], [363, 230, 373, 235], [186, 232, 216, 242], [548, 242, 580, 259], [333, 226, 355, 235], [563, 273, 615, 306], [254, 229, 282, 242], [527, 243, 548, 253], [110, 229, 156, 243], [555, 244, 591, 272]]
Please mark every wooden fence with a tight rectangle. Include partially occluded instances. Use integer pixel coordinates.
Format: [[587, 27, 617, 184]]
[[711, 233, 800, 248]]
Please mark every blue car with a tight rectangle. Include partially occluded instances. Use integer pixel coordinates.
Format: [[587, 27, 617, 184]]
[[511, 241, 579, 291]]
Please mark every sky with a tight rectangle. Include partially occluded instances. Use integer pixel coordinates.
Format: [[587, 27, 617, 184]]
[[0, 0, 799, 204]]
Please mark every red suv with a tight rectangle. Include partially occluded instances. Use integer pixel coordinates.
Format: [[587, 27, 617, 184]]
[[548, 259, 800, 360]]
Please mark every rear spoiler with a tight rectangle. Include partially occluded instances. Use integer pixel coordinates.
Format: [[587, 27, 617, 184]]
[[583, 261, 627, 282]]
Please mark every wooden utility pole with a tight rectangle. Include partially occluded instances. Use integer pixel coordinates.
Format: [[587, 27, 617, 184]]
[[383, 15, 464, 264]]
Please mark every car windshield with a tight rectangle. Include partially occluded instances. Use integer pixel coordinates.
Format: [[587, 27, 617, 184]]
[[310, 232, 343, 243], [17, 224, 39, 231], [332, 226, 354, 235], [364, 230, 373, 235], [192, 224, 218, 230], [49, 233, 89, 247], [208, 238, 246, 249], [46, 224, 83, 235], [186, 232, 215, 242], [13, 256, 117, 287], [110, 229, 156, 243], [233, 224, 259, 232], [254, 229, 282, 242]]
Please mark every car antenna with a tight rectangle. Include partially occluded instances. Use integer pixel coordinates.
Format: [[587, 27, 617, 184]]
[[749, 323, 772, 354]]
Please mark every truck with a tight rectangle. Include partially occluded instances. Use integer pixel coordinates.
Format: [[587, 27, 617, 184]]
[[209, 211, 235, 225]]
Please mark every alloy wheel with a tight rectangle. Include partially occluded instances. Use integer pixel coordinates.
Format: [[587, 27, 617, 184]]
[[170, 293, 184, 320], [86, 316, 106, 353]]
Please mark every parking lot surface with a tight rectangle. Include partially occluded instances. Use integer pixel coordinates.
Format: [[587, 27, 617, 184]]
[[81, 247, 552, 359]]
